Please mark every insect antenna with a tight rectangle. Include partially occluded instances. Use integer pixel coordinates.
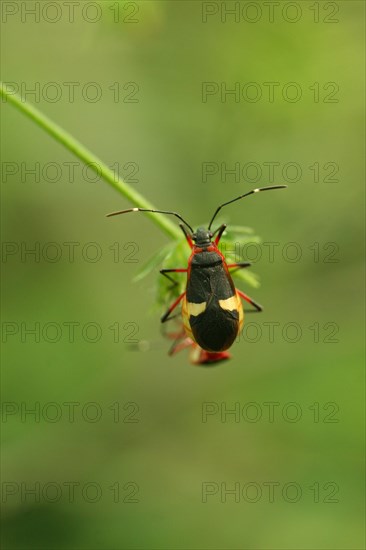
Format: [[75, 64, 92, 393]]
[[208, 185, 287, 231], [106, 207, 194, 234]]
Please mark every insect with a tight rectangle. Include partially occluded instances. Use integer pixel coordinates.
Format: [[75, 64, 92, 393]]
[[107, 185, 286, 361]]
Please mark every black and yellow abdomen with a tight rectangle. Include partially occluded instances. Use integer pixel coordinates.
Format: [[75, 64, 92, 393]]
[[182, 249, 244, 352]]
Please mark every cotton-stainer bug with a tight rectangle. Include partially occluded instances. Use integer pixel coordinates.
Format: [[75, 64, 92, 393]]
[[107, 185, 286, 359]]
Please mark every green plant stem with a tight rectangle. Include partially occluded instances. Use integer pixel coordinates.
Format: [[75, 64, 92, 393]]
[[0, 82, 181, 240]]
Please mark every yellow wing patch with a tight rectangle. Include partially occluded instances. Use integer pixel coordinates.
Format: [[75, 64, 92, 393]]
[[220, 294, 244, 332], [219, 296, 240, 311], [187, 301, 207, 317]]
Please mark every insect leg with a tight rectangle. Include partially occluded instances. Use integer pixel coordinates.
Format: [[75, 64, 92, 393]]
[[160, 268, 188, 289], [161, 292, 186, 323], [227, 262, 252, 274], [161, 312, 182, 326], [211, 223, 227, 245], [168, 332, 192, 356], [179, 223, 193, 248], [237, 289, 263, 313]]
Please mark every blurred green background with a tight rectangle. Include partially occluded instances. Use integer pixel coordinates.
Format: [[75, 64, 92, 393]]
[[1, 1, 364, 549]]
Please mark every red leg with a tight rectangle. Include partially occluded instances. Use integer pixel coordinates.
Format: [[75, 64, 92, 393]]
[[227, 262, 251, 273], [237, 289, 263, 312], [160, 268, 187, 274], [169, 333, 193, 356], [179, 223, 193, 249], [161, 292, 186, 323], [211, 223, 227, 245]]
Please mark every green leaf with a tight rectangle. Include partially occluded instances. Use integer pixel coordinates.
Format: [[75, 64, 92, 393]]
[[133, 241, 175, 282]]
